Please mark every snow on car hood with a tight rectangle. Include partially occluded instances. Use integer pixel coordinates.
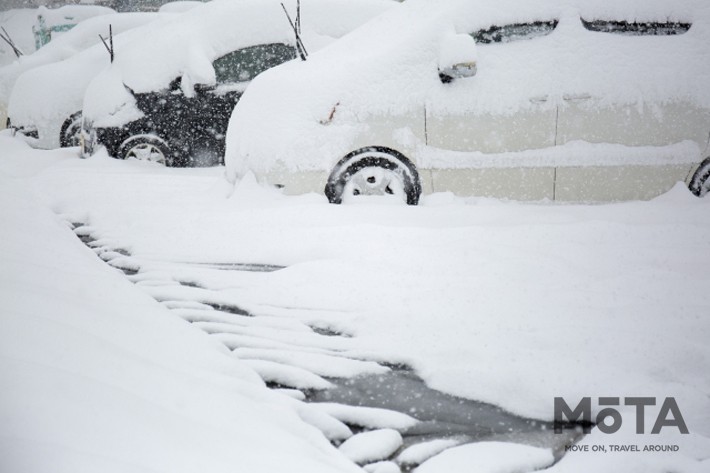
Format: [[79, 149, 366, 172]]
[[82, 0, 395, 126], [224, 0, 710, 179]]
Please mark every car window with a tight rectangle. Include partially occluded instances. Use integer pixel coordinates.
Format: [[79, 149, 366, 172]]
[[213, 43, 297, 84], [471, 20, 558, 44], [581, 19, 691, 36]]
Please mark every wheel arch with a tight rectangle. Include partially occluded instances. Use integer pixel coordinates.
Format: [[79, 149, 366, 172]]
[[59, 111, 83, 148], [689, 155, 710, 197]]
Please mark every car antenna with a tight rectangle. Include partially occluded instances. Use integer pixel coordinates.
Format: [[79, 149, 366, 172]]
[[281, 0, 308, 60], [99, 24, 114, 63], [0, 27, 24, 58]]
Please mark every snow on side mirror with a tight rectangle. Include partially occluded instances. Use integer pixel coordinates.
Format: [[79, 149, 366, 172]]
[[438, 33, 478, 84]]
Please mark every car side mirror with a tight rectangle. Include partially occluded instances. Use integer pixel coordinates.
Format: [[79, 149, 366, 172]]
[[438, 33, 478, 84], [439, 62, 477, 83]]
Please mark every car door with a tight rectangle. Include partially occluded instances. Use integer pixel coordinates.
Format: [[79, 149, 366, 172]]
[[425, 20, 559, 200], [555, 18, 710, 201]]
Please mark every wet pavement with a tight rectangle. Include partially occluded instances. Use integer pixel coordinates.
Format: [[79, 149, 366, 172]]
[[71, 220, 583, 470], [312, 370, 580, 461]]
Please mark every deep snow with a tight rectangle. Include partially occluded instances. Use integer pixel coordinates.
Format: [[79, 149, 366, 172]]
[[0, 135, 361, 473], [1, 133, 709, 472]]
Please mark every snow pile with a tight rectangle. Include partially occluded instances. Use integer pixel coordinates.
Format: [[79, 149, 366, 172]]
[[158, 1, 207, 14], [398, 438, 463, 466], [437, 33, 477, 71], [421, 139, 703, 169], [414, 442, 554, 473], [309, 403, 418, 430], [0, 137, 360, 473], [338, 429, 403, 464], [0, 12, 163, 108], [364, 461, 401, 473]]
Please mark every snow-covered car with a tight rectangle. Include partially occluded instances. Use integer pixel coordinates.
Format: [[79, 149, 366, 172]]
[[224, 0, 710, 202], [157, 1, 206, 14], [31, 4, 116, 50], [0, 4, 115, 127], [80, 0, 395, 167], [6, 12, 170, 149], [0, 11, 162, 135]]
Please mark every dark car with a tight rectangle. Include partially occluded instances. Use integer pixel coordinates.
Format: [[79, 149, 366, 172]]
[[79, 0, 395, 167], [82, 42, 296, 166]]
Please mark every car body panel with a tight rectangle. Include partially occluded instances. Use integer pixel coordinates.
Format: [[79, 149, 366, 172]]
[[557, 100, 710, 149], [426, 104, 558, 153], [555, 164, 695, 201]]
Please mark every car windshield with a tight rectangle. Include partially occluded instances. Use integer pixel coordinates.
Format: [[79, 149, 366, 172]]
[[213, 43, 298, 84]]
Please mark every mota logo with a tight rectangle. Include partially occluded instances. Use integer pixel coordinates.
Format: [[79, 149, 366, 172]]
[[554, 397, 689, 434]]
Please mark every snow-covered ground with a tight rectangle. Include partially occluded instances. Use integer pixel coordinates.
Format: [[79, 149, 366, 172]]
[[1, 133, 709, 472]]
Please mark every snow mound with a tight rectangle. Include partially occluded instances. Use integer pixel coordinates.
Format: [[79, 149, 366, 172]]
[[310, 403, 419, 430], [338, 428, 403, 464], [0, 158, 360, 473], [397, 438, 462, 466], [364, 461, 401, 473], [414, 442, 554, 473]]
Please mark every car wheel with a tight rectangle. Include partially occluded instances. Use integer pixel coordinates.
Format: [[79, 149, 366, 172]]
[[60, 112, 83, 148], [325, 146, 421, 205], [118, 134, 172, 166], [689, 157, 710, 197]]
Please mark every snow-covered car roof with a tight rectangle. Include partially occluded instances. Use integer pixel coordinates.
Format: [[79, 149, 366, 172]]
[[0, 5, 112, 68], [33, 4, 116, 29], [224, 0, 710, 179], [105, 0, 393, 94], [7, 12, 172, 149], [158, 1, 208, 14], [82, 0, 395, 125], [0, 12, 162, 107]]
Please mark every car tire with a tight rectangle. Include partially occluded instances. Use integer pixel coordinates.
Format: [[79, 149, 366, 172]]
[[325, 146, 421, 205], [118, 134, 173, 166], [689, 157, 710, 197], [59, 112, 83, 148]]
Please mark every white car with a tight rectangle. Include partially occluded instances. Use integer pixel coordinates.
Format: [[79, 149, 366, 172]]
[[6, 12, 170, 149], [225, 0, 710, 202]]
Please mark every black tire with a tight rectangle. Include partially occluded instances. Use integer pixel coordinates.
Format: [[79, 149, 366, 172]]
[[118, 134, 173, 166], [325, 146, 421, 205], [689, 157, 710, 197], [59, 111, 83, 148]]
